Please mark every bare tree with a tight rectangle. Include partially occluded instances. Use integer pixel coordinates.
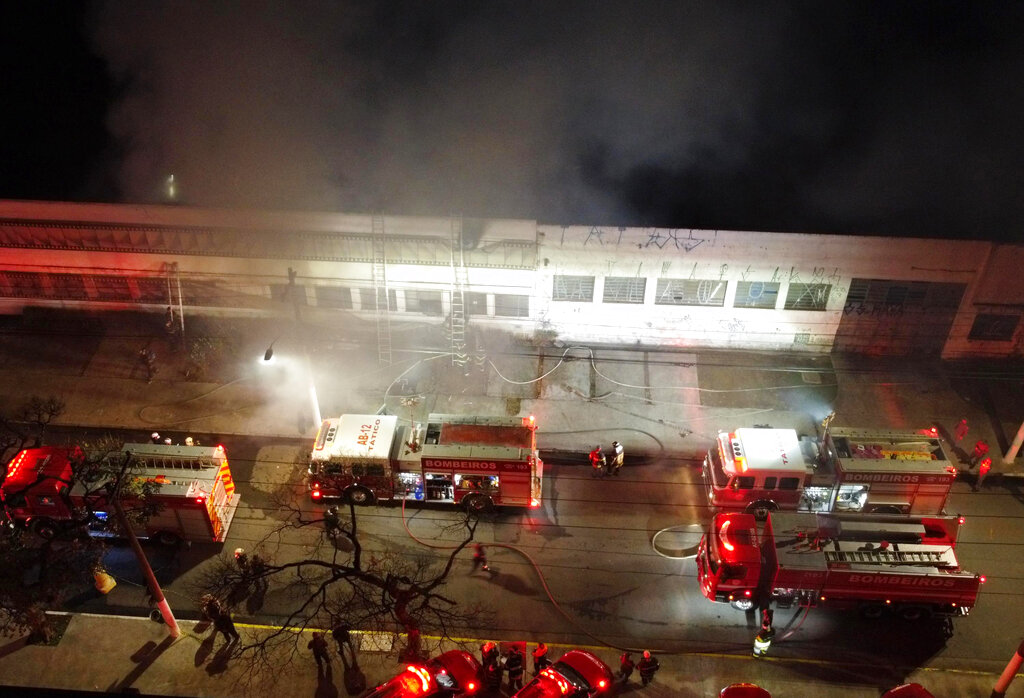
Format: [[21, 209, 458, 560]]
[[192, 498, 493, 691]]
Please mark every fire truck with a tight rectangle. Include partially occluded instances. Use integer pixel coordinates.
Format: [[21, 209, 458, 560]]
[[696, 510, 984, 619], [307, 413, 542, 511], [1, 443, 239, 544], [702, 426, 958, 516]]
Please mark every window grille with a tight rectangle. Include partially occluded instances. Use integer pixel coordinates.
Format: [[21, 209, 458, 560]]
[[603, 277, 646, 304], [655, 278, 726, 306], [552, 276, 594, 302]]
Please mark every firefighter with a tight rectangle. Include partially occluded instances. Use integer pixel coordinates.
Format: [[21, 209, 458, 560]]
[[611, 441, 625, 475], [753, 607, 775, 658], [971, 440, 990, 468], [637, 650, 660, 685], [504, 644, 525, 691], [618, 652, 635, 684], [200, 593, 223, 621], [484, 655, 504, 693], [324, 505, 341, 536], [480, 641, 499, 669], [471, 542, 491, 574], [150, 432, 161, 444], [234, 547, 249, 573], [954, 418, 969, 442], [531, 641, 550, 674], [975, 456, 992, 491], [308, 631, 331, 672], [589, 445, 606, 478]]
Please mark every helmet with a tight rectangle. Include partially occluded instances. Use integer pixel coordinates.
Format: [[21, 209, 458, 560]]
[[234, 548, 245, 558], [151, 432, 160, 440], [643, 650, 651, 659]]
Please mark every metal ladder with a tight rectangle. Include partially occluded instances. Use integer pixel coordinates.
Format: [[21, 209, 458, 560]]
[[826, 548, 951, 567], [371, 214, 392, 366], [450, 216, 468, 367]]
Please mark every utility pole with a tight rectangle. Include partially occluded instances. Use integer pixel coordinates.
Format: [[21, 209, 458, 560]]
[[110, 452, 180, 638]]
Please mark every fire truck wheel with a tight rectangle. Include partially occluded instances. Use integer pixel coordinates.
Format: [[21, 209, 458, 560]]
[[463, 494, 492, 513], [898, 605, 932, 622], [745, 500, 778, 521], [155, 531, 181, 547], [346, 487, 375, 506], [730, 598, 756, 612], [31, 518, 57, 540], [859, 603, 886, 619]]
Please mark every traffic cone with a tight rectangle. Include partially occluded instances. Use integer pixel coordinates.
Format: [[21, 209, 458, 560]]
[[93, 568, 116, 594]]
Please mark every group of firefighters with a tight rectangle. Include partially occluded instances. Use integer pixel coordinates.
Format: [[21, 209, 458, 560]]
[[478, 641, 662, 692], [589, 441, 625, 477]]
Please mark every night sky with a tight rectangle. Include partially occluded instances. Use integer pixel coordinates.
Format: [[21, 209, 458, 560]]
[[3, 1, 1024, 241]]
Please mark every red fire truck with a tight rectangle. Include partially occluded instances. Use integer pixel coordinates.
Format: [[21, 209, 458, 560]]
[[702, 427, 958, 516], [1, 443, 239, 544], [696, 511, 984, 618], [308, 413, 542, 511]]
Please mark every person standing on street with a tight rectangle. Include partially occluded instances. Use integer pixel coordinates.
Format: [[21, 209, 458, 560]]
[[589, 445, 606, 478], [309, 631, 330, 672], [975, 457, 992, 491], [213, 609, 240, 644], [637, 650, 660, 686], [531, 642, 549, 675], [618, 652, 635, 683], [480, 641, 499, 669], [505, 645, 525, 692], [955, 418, 969, 443], [971, 440, 990, 468], [611, 441, 625, 476], [471, 543, 491, 574], [332, 621, 354, 662]]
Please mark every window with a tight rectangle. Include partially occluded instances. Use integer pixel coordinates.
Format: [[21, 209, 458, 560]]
[[358, 288, 397, 311], [135, 278, 168, 303], [968, 314, 1020, 341], [734, 476, 755, 489], [763, 477, 777, 490], [495, 294, 529, 317], [553, 276, 594, 302], [181, 279, 226, 307], [779, 477, 801, 490], [846, 279, 965, 312], [49, 274, 88, 300], [784, 283, 831, 311], [270, 283, 308, 306], [405, 290, 443, 316], [734, 281, 780, 309], [315, 286, 353, 309], [0, 271, 44, 298], [466, 292, 488, 316], [655, 279, 726, 306], [603, 277, 646, 304], [93, 275, 132, 301]]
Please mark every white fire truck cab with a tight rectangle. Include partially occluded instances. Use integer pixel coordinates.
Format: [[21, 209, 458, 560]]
[[702, 426, 957, 516], [308, 413, 542, 511], [1, 443, 239, 544]]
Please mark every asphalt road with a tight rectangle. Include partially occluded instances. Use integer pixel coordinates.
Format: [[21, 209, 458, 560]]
[[43, 420, 1024, 690]]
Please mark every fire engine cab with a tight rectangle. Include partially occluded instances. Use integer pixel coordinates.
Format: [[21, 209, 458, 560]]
[[696, 511, 983, 619], [308, 413, 542, 511], [1, 443, 239, 545], [702, 427, 957, 515]]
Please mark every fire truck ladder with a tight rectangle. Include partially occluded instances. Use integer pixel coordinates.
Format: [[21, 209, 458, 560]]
[[449, 215, 468, 367], [371, 214, 392, 366], [825, 548, 953, 567]]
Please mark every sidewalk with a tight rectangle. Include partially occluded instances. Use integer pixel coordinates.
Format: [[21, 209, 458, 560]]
[[1, 309, 1024, 697]]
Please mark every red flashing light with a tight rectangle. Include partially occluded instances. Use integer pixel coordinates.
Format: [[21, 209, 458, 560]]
[[195, 497, 205, 504], [885, 599, 891, 605], [820, 595, 827, 601], [958, 515, 966, 525], [540, 668, 570, 694], [466, 680, 477, 692], [215, 444, 226, 454], [929, 427, 938, 436], [5, 450, 30, 482], [311, 489, 322, 500], [980, 575, 987, 584], [720, 519, 736, 552], [530, 498, 541, 508], [525, 414, 536, 428], [598, 678, 608, 689], [744, 589, 752, 597], [404, 665, 432, 693]]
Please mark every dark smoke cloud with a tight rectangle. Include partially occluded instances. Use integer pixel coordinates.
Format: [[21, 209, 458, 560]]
[[87, 1, 1024, 240]]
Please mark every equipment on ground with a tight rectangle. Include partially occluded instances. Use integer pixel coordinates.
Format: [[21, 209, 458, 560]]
[[307, 413, 542, 510], [696, 510, 984, 617]]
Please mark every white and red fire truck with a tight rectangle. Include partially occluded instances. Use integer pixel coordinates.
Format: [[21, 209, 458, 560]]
[[1, 442, 239, 544], [702, 427, 958, 516], [308, 413, 542, 511], [696, 510, 984, 618]]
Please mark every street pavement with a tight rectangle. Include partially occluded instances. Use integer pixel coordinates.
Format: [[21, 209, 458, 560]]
[[1, 308, 1023, 697]]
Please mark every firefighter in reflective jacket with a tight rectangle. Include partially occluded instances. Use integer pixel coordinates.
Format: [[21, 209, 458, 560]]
[[753, 608, 775, 658], [974, 456, 992, 491], [637, 650, 660, 685]]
